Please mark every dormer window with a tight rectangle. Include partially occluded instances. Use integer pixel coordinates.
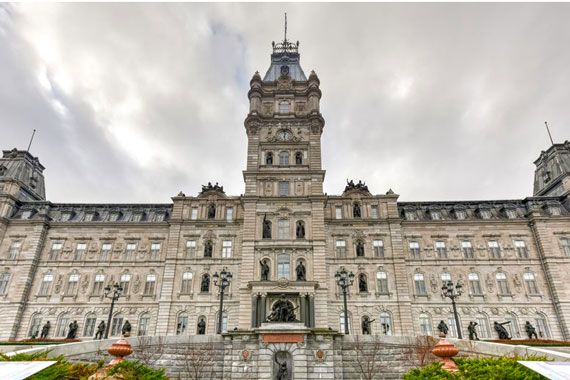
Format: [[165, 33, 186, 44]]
[[109, 213, 120, 222], [431, 211, 441, 220], [479, 209, 491, 219], [543, 171, 551, 183], [455, 210, 466, 220], [60, 212, 72, 222], [84, 213, 95, 222], [549, 206, 561, 216], [131, 213, 143, 222], [21, 210, 32, 219], [505, 209, 517, 219], [405, 211, 417, 221]]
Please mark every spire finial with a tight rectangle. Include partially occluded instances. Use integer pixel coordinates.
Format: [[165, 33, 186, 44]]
[[27, 129, 37, 153], [544, 121, 555, 146], [284, 13, 287, 43]]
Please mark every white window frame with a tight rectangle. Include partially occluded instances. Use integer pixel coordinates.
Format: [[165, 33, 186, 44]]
[[222, 240, 232, 258]]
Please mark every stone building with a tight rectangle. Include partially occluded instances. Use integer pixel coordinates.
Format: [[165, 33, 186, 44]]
[[1, 36, 569, 343]]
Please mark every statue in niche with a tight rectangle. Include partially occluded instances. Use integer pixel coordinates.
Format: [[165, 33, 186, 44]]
[[207, 203, 216, 219], [204, 241, 213, 257], [262, 215, 272, 239], [274, 354, 289, 380], [358, 274, 368, 292], [40, 321, 51, 339], [295, 152, 303, 165], [295, 261, 306, 281], [356, 241, 365, 257], [525, 321, 538, 339], [467, 321, 479, 340], [260, 259, 270, 281], [494, 321, 511, 339], [200, 274, 210, 292], [266, 152, 273, 165], [437, 320, 449, 336], [66, 320, 79, 339], [362, 316, 375, 335], [266, 294, 298, 322], [95, 321, 105, 339], [197, 318, 206, 335], [353, 202, 361, 218], [122, 320, 131, 337], [296, 221, 305, 239]]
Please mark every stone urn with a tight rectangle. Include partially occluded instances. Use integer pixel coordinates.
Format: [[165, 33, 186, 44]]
[[431, 335, 459, 372], [107, 338, 133, 366]]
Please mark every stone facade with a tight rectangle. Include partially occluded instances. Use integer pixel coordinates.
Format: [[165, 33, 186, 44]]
[[1, 36, 570, 346]]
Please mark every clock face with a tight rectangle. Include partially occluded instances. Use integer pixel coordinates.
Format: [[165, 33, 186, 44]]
[[278, 130, 292, 141]]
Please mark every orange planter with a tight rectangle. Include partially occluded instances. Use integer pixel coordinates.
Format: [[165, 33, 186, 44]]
[[432, 338, 459, 372], [107, 338, 133, 366]]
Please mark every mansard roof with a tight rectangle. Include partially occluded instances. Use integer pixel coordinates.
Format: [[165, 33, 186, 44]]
[[263, 40, 307, 82]]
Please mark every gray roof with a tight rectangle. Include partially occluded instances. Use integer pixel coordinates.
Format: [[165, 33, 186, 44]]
[[263, 51, 307, 82]]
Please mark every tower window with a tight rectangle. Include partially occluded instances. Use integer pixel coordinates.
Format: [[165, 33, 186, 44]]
[[335, 206, 342, 219], [278, 181, 289, 196], [277, 254, 290, 279], [370, 206, 379, 219], [279, 151, 290, 165], [279, 101, 290, 113], [190, 207, 198, 220]]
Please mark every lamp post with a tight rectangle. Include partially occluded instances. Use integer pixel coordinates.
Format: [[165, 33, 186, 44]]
[[335, 267, 355, 335], [441, 280, 463, 339], [213, 268, 233, 334], [104, 283, 123, 339]]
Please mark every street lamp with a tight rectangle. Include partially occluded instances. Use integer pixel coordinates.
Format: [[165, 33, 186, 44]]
[[441, 280, 463, 339], [213, 268, 233, 334], [104, 283, 123, 339], [335, 267, 355, 335]]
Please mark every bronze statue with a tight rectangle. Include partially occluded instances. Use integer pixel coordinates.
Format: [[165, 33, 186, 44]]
[[40, 321, 51, 339], [362, 316, 375, 335], [295, 261, 306, 281], [262, 215, 272, 239], [266, 152, 273, 165], [437, 320, 449, 336], [201, 274, 210, 292], [295, 221, 305, 239], [260, 259, 270, 281], [66, 320, 78, 339], [197, 318, 206, 334], [353, 202, 361, 218], [122, 320, 131, 337], [95, 321, 105, 339], [295, 152, 302, 165], [358, 274, 368, 292], [356, 242, 365, 257], [204, 241, 213, 257], [467, 321, 479, 340], [275, 355, 289, 380], [267, 295, 298, 322], [207, 203, 216, 219], [525, 321, 538, 339], [494, 321, 511, 339]]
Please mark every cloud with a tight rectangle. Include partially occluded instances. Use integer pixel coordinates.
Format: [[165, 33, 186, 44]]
[[1, 3, 569, 202]]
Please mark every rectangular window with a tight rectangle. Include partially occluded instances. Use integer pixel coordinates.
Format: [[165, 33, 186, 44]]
[[514, 240, 529, 258], [435, 241, 447, 259], [414, 274, 427, 295], [222, 240, 232, 258], [370, 206, 379, 219], [277, 254, 290, 279], [186, 240, 196, 258], [506, 209, 517, 219], [21, 210, 32, 219], [190, 207, 198, 220], [524, 272, 539, 294], [373, 240, 384, 257], [475, 317, 490, 339], [109, 213, 119, 222], [468, 273, 482, 295], [376, 272, 389, 294], [138, 315, 150, 336], [28, 315, 42, 338], [226, 207, 233, 222], [49, 241, 63, 260], [461, 241, 474, 259], [154, 213, 165, 222], [131, 213, 142, 222], [93, 274, 105, 296], [39, 274, 53, 296], [56, 317, 69, 337], [335, 206, 343, 219], [150, 242, 161, 260], [144, 274, 156, 295], [455, 210, 466, 220], [119, 274, 131, 294], [278, 220, 290, 240], [419, 316, 432, 335], [101, 243, 112, 260], [181, 272, 193, 294], [111, 316, 123, 336], [488, 241, 501, 258], [0, 273, 10, 295], [335, 240, 347, 257], [8, 240, 22, 260], [74, 243, 87, 261], [409, 241, 420, 258], [84, 213, 94, 222], [561, 238, 570, 256], [535, 317, 550, 338], [441, 272, 452, 286], [431, 211, 441, 220], [480, 210, 491, 219], [447, 318, 458, 338], [496, 273, 509, 295], [124, 243, 137, 261], [83, 316, 97, 337], [67, 274, 79, 295], [549, 206, 561, 216], [405, 211, 417, 221], [61, 212, 71, 222], [278, 181, 290, 196]]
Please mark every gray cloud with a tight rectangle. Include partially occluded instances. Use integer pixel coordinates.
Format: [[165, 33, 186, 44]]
[[1, 3, 569, 203]]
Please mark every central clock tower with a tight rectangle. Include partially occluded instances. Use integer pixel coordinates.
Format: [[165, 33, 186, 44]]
[[237, 37, 329, 329]]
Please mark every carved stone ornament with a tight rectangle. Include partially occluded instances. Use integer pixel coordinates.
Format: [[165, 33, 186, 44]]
[[490, 307, 499, 315], [241, 350, 251, 362], [80, 276, 89, 294], [133, 275, 141, 294], [430, 274, 438, 293], [277, 278, 290, 288], [315, 349, 326, 362]]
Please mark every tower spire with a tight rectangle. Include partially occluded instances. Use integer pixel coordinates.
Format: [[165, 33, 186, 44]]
[[544, 121, 555, 146], [284, 12, 287, 43]]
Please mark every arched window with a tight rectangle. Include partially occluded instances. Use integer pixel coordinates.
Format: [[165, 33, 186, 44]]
[[295, 151, 303, 165], [419, 313, 432, 335], [495, 272, 509, 295], [356, 241, 365, 257], [358, 273, 368, 293], [110, 313, 124, 336], [176, 312, 188, 335], [181, 272, 193, 294], [379, 312, 392, 335], [83, 313, 97, 337], [414, 273, 427, 295], [28, 314, 42, 338], [200, 274, 210, 292], [474, 314, 490, 339], [265, 152, 273, 165], [279, 151, 290, 165], [56, 313, 70, 337], [339, 311, 352, 334], [535, 314, 550, 338], [376, 271, 389, 294], [468, 273, 482, 295], [277, 254, 290, 279], [138, 313, 150, 336], [504, 313, 519, 338], [204, 240, 213, 257]]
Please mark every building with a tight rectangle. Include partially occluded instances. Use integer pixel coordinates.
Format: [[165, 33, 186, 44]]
[[1, 35, 569, 343]]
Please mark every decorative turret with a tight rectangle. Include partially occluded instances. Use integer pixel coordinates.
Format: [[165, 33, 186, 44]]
[[0, 148, 46, 201], [533, 140, 570, 197]]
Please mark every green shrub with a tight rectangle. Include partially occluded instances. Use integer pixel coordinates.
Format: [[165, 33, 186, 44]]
[[107, 360, 168, 380], [404, 356, 548, 380]]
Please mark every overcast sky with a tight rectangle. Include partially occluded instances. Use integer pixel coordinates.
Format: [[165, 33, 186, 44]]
[[1, 3, 569, 203]]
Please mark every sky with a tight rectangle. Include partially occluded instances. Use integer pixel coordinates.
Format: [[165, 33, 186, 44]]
[[1, 3, 569, 203]]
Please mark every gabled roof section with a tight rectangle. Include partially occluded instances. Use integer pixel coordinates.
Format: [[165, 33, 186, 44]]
[[263, 40, 307, 82]]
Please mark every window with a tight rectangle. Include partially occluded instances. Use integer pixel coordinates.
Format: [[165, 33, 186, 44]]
[[74, 243, 87, 260], [524, 272, 539, 294], [496, 272, 509, 295], [335, 206, 342, 219], [441, 272, 451, 286], [132, 213, 142, 222], [154, 213, 165, 222], [549, 206, 561, 216], [376, 271, 389, 294], [21, 210, 32, 219], [447, 317, 458, 338], [435, 241, 447, 259], [119, 274, 131, 294], [84, 314, 97, 337], [535, 315, 550, 338], [561, 238, 570, 256], [405, 211, 417, 221], [61, 212, 71, 222], [150, 242, 161, 259], [93, 274, 105, 296], [455, 210, 466, 220], [144, 274, 156, 295], [505, 314, 520, 338], [39, 274, 53, 295], [506, 209, 517, 219], [67, 274, 79, 295], [185, 240, 196, 258], [468, 273, 482, 295], [8, 240, 21, 260], [419, 314, 432, 335], [49, 241, 63, 260], [109, 213, 119, 222], [335, 240, 346, 257], [277, 254, 290, 279], [370, 206, 379, 219], [514, 240, 529, 258], [431, 211, 441, 220], [339, 312, 351, 334], [279, 101, 290, 114], [101, 243, 112, 260], [28, 315, 42, 338], [176, 313, 188, 335], [111, 314, 123, 336], [56, 316, 69, 337], [461, 241, 474, 259], [475, 315, 490, 339], [279, 151, 290, 165], [138, 314, 150, 336], [414, 273, 427, 295], [124, 243, 137, 261], [278, 219, 290, 239], [278, 181, 289, 196], [409, 241, 420, 259], [181, 272, 193, 294], [488, 241, 501, 258], [0, 272, 10, 295], [379, 312, 392, 335], [190, 207, 198, 220], [479, 209, 491, 219], [373, 240, 384, 257], [226, 207, 233, 222], [221, 240, 232, 258]]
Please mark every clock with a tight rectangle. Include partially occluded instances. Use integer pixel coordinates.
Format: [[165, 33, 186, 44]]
[[278, 130, 292, 141]]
